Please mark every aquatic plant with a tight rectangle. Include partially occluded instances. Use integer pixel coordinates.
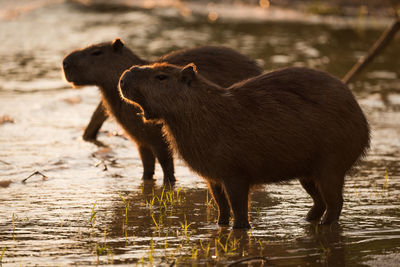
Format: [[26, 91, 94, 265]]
[[148, 239, 154, 263], [200, 240, 211, 258], [119, 194, 130, 242], [90, 201, 97, 228], [191, 246, 198, 259], [0, 247, 6, 262], [206, 188, 213, 207], [151, 214, 160, 232], [179, 215, 192, 238], [12, 213, 15, 240], [382, 169, 389, 195]]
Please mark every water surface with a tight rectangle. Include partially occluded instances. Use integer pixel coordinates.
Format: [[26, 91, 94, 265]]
[[0, 1, 399, 266]]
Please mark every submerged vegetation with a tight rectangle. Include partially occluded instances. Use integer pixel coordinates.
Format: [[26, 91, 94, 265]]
[[24, 170, 390, 266]]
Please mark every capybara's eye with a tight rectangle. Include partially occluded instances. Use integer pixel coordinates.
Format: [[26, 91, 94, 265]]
[[91, 49, 103, 56], [155, 74, 168, 81]]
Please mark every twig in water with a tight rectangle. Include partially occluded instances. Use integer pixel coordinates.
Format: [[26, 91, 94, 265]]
[[342, 15, 400, 84], [0, 159, 11, 165], [225, 256, 269, 267], [22, 171, 47, 183], [94, 160, 108, 171]]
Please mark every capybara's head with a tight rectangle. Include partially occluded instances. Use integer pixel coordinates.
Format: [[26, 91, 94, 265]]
[[62, 38, 141, 87], [119, 62, 199, 120]]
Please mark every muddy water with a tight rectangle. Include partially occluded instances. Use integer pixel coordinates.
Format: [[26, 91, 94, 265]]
[[0, 1, 399, 266]]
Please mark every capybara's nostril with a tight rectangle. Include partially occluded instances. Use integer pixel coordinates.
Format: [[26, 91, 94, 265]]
[[62, 59, 68, 69], [120, 70, 132, 89], [119, 74, 126, 88]]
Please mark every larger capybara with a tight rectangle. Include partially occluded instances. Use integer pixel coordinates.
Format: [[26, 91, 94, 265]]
[[62, 38, 262, 184], [118, 63, 370, 228]]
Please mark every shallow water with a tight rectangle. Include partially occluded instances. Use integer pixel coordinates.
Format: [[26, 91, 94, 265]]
[[0, 1, 399, 266]]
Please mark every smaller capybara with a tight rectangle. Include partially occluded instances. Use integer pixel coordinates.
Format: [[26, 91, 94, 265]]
[[118, 63, 370, 228], [62, 39, 262, 184]]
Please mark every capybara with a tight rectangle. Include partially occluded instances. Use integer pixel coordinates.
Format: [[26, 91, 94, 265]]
[[118, 63, 370, 228], [62, 38, 262, 184]]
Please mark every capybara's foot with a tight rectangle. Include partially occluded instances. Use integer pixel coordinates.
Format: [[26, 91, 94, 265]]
[[306, 205, 326, 221], [163, 175, 176, 186], [218, 215, 230, 226], [82, 133, 97, 142], [320, 213, 340, 225], [233, 220, 251, 229], [142, 172, 154, 180], [84, 138, 107, 148]]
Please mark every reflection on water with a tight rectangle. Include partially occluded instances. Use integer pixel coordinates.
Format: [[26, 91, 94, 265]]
[[0, 1, 399, 266]]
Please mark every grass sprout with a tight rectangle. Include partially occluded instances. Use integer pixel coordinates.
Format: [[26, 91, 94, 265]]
[[12, 213, 15, 240], [200, 240, 211, 258], [90, 201, 97, 228], [96, 225, 109, 263], [0, 247, 6, 262], [148, 239, 154, 263], [191, 247, 198, 259], [382, 169, 389, 194], [206, 188, 213, 207], [151, 214, 160, 231], [180, 215, 192, 237]]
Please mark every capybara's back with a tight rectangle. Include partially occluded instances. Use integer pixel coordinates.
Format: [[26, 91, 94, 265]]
[[119, 64, 370, 228], [158, 46, 262, 87], [227, 67, 369, 182]]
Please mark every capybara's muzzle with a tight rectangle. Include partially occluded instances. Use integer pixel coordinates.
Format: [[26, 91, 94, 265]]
[[119, 69, 133, 92]]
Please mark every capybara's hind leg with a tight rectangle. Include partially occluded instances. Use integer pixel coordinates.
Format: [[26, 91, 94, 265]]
[[300, 178, 326, 221], [138, 145, 155, 180], [223, 179, 251, 229], [153, 143, 176, 185], [83, 101, 109, 141], [208, 182, 231, 225], [316, 172, 345, 225]]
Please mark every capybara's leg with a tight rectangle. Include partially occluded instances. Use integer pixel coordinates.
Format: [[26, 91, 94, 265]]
[[300, 178, 326, 221], [83, 101, 109, 141], [138, 145, 155, 180], [208, 182, 231, 225], [152, 143, 176, 185], [223, 180, 251, 229], [317, 173, 344, 225]]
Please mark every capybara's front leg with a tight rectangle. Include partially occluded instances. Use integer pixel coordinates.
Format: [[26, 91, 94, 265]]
[[300, 178, 326, 221], [152, 142, 176, 185], [138, 145, 155, 180], [317, 172, 345, 225], [208, 182, 231, 225], [223, 179, 251, 229], [83, 101, 109, 141]]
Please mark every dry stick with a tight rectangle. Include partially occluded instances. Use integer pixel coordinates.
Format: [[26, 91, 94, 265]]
[[0, 159, 11, 165], [22, 171, 47, 183], [342, 16, 400, 85], [225, 256, 269, 267]]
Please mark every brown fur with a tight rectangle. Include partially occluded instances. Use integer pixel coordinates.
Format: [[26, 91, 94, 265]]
[[119, 63, 370, 228], [62, 39, 262, 184]]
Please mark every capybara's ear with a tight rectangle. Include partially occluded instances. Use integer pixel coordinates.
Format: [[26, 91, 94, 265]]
[[112, 38, 125, 53], [180, 63, 197, 86]]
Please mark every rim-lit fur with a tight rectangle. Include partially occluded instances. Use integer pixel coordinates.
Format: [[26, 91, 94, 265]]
[[62, 39, 263, 184], [119, 63, 370, 228]]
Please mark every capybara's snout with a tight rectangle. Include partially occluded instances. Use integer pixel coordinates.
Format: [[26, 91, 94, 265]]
[[62, 57, 69, 70], [119, 69, 133, 92], [62, 55, 74, 82], [119, 66, 144, 101]]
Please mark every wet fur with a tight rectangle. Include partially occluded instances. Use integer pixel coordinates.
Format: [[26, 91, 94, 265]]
[[62, 39, 262, 183], [119, 63, 370, 228]]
